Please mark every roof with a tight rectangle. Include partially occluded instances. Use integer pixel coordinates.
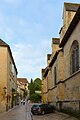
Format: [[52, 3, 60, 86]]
[[64, 2, 80, 11], [43, 49, 63, 77], [49, 49, 63, 67], [43, 67, 49, 77], [17, 78, 28, 84], [0, 39, 9, 46], [0, 39, 18, 74], [59, 6, 80, 47]]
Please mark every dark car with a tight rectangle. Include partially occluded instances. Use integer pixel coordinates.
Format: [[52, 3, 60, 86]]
[[31, 103, 55, 115]]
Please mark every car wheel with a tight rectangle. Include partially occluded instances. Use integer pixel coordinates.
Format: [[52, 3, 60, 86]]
[[42, 111, 45, 115], [32, 113, 35, 115]]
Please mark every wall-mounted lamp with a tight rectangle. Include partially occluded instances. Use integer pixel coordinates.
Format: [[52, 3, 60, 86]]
[[3, 87, 7, 94]]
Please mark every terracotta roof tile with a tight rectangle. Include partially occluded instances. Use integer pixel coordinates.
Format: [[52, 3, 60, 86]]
[[17, 78, 28, 83]]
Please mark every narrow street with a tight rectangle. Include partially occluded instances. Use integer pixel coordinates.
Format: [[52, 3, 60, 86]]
[[0, 102, 78, 120], [29, 103, 78, 120], [0, 102, 32, 120], [32, 112, 78, 120]]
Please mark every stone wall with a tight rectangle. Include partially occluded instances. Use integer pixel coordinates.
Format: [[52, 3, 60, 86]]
[[0, 47, 7, 112], [63, 21, 80, 80]]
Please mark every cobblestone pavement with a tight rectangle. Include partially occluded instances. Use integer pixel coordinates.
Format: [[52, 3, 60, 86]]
[[32, 112, 78, 120], [29, 103, 78, 120]]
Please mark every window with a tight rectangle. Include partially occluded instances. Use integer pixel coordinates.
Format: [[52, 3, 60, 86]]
[[70, 40, 79, 74], [54, 66, 57, 86], [12, 64, 15, 75]]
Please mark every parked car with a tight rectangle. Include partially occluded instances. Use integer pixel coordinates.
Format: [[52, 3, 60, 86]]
[[31, 103, 55, 115]]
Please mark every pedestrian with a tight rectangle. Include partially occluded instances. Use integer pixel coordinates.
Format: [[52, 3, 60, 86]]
[[21, 99, 23, 104]]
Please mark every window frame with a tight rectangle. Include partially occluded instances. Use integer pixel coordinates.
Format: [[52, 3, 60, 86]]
[[70, 40, 79, 74]]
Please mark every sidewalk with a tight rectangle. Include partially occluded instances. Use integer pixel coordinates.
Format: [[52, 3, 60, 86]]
[[0, 102, 78, 120], [0, 102, 32, 120]]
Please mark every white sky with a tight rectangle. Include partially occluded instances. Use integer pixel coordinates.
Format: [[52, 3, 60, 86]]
[[0, 0, 80, 82]]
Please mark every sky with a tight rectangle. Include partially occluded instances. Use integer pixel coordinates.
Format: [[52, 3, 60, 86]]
[[0, 0, 80, 82]]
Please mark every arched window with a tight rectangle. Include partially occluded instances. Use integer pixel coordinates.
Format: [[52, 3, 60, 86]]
[[70, 40, 79, 74]]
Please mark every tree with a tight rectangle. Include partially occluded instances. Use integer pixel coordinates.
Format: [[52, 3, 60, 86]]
[[29, 93, 41, 102], [34, 78, 41, 91], [28, 78, 35, 95], [28, 78, 42, 102]]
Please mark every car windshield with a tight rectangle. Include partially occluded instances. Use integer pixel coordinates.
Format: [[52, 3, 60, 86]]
[[32, 104, 41, 108], [33, 105, 39, 107]]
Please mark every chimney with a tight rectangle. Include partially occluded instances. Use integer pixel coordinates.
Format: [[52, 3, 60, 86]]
[[41, 69, 45, 79], [52, 38, 60, 55], [47, 54, 51, 65]]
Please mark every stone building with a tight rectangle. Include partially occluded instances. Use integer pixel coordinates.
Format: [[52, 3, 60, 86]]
[[42, 68, 48, 103], [42, 2, 80, 113], [17, 78, 29, 100], [0, 39, 18, 112]]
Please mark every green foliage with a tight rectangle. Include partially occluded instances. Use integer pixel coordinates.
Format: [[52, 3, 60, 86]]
[[34, 78, 41, 91], [28, 78, 42, 94], [28, 78, 35, 95], [28, 78, 42, 102], [29, 93, 41, 102]]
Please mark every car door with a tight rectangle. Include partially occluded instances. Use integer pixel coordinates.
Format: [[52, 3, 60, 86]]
[[46, 104, 52, 113], [44, 104, 50, 113]]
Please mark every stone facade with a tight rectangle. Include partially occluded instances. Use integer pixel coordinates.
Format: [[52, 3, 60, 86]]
[[41, 2, 80, 113], [0, 39, 18, 112], [41, 68, 48, 103], [17, 78, 29, 101], [60, 2, 80, 42]]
